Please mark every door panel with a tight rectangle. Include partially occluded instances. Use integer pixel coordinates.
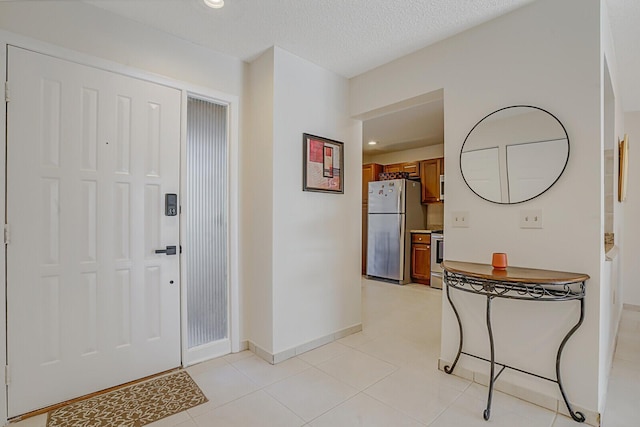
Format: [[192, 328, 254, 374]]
[[366, 213, 404, 280], [367, 179, 405, 214], [411, 244, 431, 281], [6, 47, 181, 416]]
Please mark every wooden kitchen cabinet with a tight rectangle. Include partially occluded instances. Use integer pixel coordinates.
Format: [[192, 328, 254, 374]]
[[383, 163, 403, 174], [383, 162, 420, 178], [411, 233, 431, 285], [420, 157, 444, 203], [401, 161, 420, 178]]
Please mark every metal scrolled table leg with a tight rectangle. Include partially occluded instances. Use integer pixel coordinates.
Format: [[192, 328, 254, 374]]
[[444, 276, 463, 374], [555, 295, 586, 423], [483, 295, 495, 421]]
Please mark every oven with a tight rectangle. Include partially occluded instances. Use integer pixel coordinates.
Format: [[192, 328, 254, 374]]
[[430, 232, 444, 289]]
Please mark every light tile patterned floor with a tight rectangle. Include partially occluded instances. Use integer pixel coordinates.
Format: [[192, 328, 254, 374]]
[[12, 279, 638, 426]]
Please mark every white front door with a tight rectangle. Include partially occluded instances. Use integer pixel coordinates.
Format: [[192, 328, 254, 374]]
[[6, 47, 182, 417]]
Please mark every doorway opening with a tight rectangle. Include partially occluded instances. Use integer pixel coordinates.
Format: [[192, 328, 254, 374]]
[[358, 88, 446, 368], [360, 89, 445, 281]]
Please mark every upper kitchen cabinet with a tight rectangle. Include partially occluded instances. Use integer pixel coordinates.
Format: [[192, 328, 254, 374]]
[[401, 161, 420, 178], [420, 157, 444, 203], [383, 161, 420, 178], [362, 163, 383, 203], [383, 163, 403, 173]]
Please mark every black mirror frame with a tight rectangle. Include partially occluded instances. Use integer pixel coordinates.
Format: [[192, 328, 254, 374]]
[[459, 105, 570, 205]]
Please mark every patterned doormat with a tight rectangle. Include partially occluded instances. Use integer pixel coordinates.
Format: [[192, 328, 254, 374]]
[[47, 370, 208, 427]]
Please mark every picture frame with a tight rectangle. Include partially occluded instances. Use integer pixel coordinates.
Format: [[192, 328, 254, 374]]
[[618, 134, 629, 202], [302, 133, 344, 194]]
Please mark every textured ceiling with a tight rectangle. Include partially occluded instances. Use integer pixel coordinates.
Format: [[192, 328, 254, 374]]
[[85, 0, 535, 78], [81, 0, 640, 151]]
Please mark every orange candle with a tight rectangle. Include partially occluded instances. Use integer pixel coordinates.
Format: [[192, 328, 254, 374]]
[[492, 252, 508, 269]]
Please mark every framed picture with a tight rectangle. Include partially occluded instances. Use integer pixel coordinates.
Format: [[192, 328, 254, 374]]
[[618, 134, 629, 202], [303, 133, 344, 193]]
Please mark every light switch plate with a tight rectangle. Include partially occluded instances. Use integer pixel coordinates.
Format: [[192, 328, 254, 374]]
[[452, 211, 469, 228], [520, 209, 543, 228]]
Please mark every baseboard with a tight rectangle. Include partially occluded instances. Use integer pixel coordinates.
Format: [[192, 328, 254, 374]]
[[238, 340, 249, 351], [438, 358, 601, 426], [623, 303, 640, 312], [249, 323, 363, 365]]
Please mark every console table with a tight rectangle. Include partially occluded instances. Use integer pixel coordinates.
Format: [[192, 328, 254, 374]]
[[442, 260, 589, 422]]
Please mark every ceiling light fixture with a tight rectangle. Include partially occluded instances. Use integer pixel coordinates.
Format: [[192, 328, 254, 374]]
[[204, 0, 224, 9], [368, 141, 378, 145]]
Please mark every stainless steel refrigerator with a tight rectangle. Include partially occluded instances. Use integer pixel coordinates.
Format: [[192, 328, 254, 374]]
[[366, 179, 425, 284]]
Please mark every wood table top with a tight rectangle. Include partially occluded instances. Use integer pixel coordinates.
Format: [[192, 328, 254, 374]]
[[442, 260, 590, 285]]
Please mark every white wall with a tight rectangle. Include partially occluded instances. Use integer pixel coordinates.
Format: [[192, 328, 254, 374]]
[[244, 47, 362, 357], [363, 143, 444, 164], [351, 0, 603, 412], [622, 111, 640, 305], [0, 1, 246, 96], [271, 47, 362, 354], [0, 35, 6, 427], [599, 1, 625, 411], [243, 49, 275, 353]]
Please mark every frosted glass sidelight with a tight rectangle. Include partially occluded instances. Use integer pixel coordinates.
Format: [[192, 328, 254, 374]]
[[186, 98, 228, 348]]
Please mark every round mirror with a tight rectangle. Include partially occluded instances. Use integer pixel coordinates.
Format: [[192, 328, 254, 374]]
[[460, 105, 569, 204]]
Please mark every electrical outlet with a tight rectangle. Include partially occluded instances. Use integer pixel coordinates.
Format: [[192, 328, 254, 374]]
[[452, 211, 469, 228], [520, 209, 543, 229]]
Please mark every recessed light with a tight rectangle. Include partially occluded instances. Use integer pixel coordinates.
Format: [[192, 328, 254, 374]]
[[204, 0, 224, 9], [368, 141, 377, 145]]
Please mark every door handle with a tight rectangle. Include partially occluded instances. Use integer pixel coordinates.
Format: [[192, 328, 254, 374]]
[[155, 245, 177, 255]]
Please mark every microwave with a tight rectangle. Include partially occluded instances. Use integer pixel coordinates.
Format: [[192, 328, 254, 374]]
[[439, 174, 444, 201]]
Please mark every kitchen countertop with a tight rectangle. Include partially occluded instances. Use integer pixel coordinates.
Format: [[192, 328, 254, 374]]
[[410, 230, 434, 233]]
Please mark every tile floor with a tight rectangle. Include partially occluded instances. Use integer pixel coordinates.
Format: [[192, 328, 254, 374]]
[[12, 279, 639, 426]]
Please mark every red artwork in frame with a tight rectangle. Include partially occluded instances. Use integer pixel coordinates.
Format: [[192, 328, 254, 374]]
[[303, 133, 344, 193]]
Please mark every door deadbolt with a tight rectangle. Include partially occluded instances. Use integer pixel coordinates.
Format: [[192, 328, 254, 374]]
[[165, 193, 178, 216]]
